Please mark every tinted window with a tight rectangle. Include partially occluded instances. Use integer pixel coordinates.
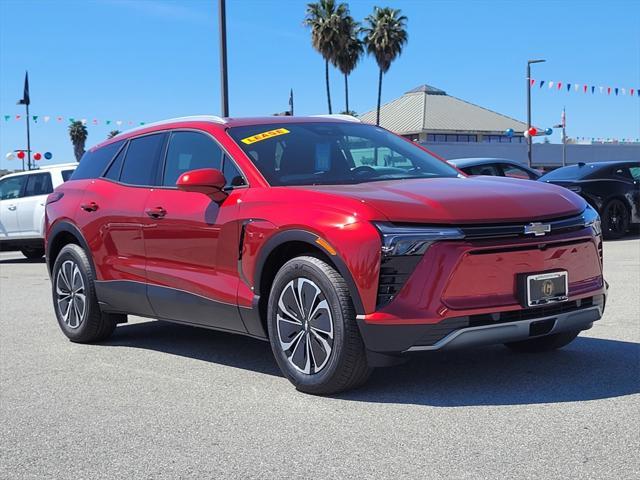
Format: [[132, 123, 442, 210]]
[[71, 140, 124, 180], [24, 173, 53, 197], [163, 132, 223, 186], [120, 134, 166, 186], [540, 164, 603, 181], [502, 164, 535, 179], [465, 164, 500, 176], [222, 155, 246, 188], [0, 175, 26, 200], [61, 169, 75, 182], [612, 167, 633, 180], [629, 166, 640, 181], [228, 123, 458, 186], [104, 144, 127, 181]]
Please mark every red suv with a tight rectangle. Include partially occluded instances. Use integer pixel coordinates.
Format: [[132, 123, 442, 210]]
[[45, 115, 606, 394]]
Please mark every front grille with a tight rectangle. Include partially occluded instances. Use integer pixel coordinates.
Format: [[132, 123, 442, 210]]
[[377, 256, 422, 308], [460, 213, 587, 240]]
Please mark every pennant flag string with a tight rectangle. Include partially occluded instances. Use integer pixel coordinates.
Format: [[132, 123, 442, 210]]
[[0, 114, 149, 126], [532, 79, 638, 98]]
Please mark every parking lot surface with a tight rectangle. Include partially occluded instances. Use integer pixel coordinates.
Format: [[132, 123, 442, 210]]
[[1, 238, 639, 479]]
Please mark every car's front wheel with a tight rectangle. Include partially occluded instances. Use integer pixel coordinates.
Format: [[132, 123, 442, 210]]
[[267, 256, 372, 395], [602, 198, 629, 239], [51, 244, 116, 343]]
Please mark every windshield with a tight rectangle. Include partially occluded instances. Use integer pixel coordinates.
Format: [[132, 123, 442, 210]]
[[227, 122, 459, 186], [540, 164, 603, 181]]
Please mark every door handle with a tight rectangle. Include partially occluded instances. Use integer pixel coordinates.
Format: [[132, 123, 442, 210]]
[[7, 205, 16, 211], [80, 202, 99, 212], [145, 206, 167, 219]]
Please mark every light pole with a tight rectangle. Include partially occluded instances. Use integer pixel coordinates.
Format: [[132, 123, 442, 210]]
[[218, 0, 229, 117], [554, 107, 567, 167], [527, 59, 546, 168], [17, 71, 32, 171]]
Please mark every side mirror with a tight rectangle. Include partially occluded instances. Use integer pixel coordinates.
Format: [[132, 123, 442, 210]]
[[176, 168, 226, 196]]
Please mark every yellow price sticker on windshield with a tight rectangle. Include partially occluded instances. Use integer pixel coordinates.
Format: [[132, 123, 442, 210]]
[[241, 128, 290, 145]]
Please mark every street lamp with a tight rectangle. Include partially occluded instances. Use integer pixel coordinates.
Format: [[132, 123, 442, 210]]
[[218, 0, 229, 117], [554, 107, 567, 167], [527, 59, 546, 168]]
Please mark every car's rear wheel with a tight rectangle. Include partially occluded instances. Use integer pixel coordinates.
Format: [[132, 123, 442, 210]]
[[20, 246, 44, 259], [52, 244, 116, 343], [504, 330, 580, 353], [602, 198, 629, 239], [267, 256, 372, 395]]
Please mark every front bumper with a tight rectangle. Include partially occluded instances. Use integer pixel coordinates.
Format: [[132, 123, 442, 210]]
[[357, 294, 605, 354]]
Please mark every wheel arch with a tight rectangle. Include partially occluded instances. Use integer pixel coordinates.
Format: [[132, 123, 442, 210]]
[[46, 221, 94, 277]]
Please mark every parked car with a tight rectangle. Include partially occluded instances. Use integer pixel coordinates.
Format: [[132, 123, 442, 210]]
[[0, 163, 77, 258], [45, 116, 606, 395], [540, 161, 640, 239], [448, 157, 542, 179]]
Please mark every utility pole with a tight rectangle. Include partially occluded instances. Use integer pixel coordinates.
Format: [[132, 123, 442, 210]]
[[526, 59, 546, 168], [218, 0, 229, 117], [17, 71, 32, 170]]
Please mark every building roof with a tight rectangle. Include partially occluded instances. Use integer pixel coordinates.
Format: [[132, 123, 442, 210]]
[[359, 84, 528, 135]]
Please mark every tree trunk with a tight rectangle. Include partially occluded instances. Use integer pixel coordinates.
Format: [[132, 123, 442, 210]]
[[74, 142, 85, 162], [325, 60, 332, 114], [344, 73, 349, 114], [376, 68, 383, 126]]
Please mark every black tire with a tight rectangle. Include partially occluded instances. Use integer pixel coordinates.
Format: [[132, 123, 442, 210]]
[[21, 247, 44, 259], [601, 198, 629, 239], [267, 255, 372, 395], [504, 330, 580, 353], [51, 244, 116, 343]]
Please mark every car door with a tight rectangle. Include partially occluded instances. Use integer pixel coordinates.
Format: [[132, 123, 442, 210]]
[[142, 130, 248, 332], [16, 172, 53, 237], [0, 174, 27, 238], [77, 134, 166, 317]]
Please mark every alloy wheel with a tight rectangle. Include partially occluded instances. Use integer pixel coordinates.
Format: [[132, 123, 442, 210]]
[[55, 260, 87, 329], [606, 201, 626, 235], [276, 278, 334, 375]]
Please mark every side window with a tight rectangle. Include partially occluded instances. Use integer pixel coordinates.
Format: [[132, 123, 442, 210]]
[[103, 144, 127, 181], [71, 140, 124, 180], [629, 166, 640, 181], [23, 173, 53, 197], [162, 131, 223, 186], [502, 164, 534, 179], [613, 167, 633, 180], [120, 133, 166, 186], [61, 170, 75, 182], [466, 164, 500, 176], [222, 155, 247, 188], [0, 175, 27, 200]]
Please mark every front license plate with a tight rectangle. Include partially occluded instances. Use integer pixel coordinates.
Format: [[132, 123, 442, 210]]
[[526, 271, 568, 307]]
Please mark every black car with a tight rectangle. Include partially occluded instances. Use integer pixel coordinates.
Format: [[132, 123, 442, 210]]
[[448, 157, 541, 180], [540, 161, 640, 239]]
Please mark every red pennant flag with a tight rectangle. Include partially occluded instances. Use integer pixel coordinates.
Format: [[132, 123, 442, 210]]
[[607, 87, 611, 95], [631, 88, 635, 96], [57, 116, 63, 122], [557, 82, 562, 90], [530, 79, 535, 87], [16, 115, 21, 120], [583, 85, 588, 93]]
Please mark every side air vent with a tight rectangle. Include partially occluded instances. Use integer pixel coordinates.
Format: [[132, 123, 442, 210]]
[[377, 256, 422, 308]]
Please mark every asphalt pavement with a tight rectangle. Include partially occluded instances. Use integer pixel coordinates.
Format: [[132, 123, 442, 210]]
[[1, 237, 639, 479]]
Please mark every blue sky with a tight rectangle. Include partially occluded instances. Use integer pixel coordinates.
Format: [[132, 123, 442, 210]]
[[1, 0, 638, 169]]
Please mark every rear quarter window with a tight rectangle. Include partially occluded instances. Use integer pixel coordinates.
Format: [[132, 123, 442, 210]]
[[61, 169, 75, 182], [71, 140, 125, 180]]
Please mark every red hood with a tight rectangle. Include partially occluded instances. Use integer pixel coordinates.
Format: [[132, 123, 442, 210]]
[[300, 176, 586, 224]]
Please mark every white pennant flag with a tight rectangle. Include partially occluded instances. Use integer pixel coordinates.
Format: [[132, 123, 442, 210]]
[[548, 81, 554, 89], [574, 84, 580, 91], [44, 116, 50, 123], [599, 86, 604, 93], [81, 118, 87, 125], [621, 88, 626, 95], [116, 120, 122, 126]]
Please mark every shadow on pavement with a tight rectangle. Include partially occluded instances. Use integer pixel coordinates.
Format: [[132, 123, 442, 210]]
[[105, 321, 639, 406], [0, 256, 46, 264]]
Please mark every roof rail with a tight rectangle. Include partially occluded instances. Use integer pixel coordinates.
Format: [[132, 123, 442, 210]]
[[120, 115, 227, 136], [309, 114, 361, 123]]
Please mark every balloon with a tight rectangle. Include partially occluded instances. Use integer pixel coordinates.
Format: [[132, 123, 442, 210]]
[[523, 131, 530, 139], [5, 152, 15, 160], [44, 152, 52, 160], [528, 127, 538, 137], [34, 152, 42, 161], [17, 151, 25, 159], [544, 128, 553, 136], [505, 128, 514, 137]]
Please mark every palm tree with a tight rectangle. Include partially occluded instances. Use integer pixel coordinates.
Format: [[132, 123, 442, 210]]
[[304, 0, 349, 114], [335, 16, 363, 114], [107, 130, 121, 139], [362, 7, 408, 125], [68, 121, 88, 162]]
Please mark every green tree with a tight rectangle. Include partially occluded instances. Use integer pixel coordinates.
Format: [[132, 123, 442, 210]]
[[107, 130, 121, 139], [68, 121, 88, 162], [363, 7, 408, 125], [304, 0, 349, 114], [335, 15, 363, 114]]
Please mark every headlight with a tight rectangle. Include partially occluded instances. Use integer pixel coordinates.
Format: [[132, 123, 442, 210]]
[[582, 204, 601, 236], [373, 222, 464, 256]]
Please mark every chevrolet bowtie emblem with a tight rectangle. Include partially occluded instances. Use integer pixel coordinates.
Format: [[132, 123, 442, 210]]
[[524, 222, 551, 236]]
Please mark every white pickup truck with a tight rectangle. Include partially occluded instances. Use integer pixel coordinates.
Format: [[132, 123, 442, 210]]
[[0, 163, 77, 258]]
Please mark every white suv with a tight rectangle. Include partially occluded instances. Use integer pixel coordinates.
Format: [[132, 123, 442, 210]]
[[0, 163, 77, 258]]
